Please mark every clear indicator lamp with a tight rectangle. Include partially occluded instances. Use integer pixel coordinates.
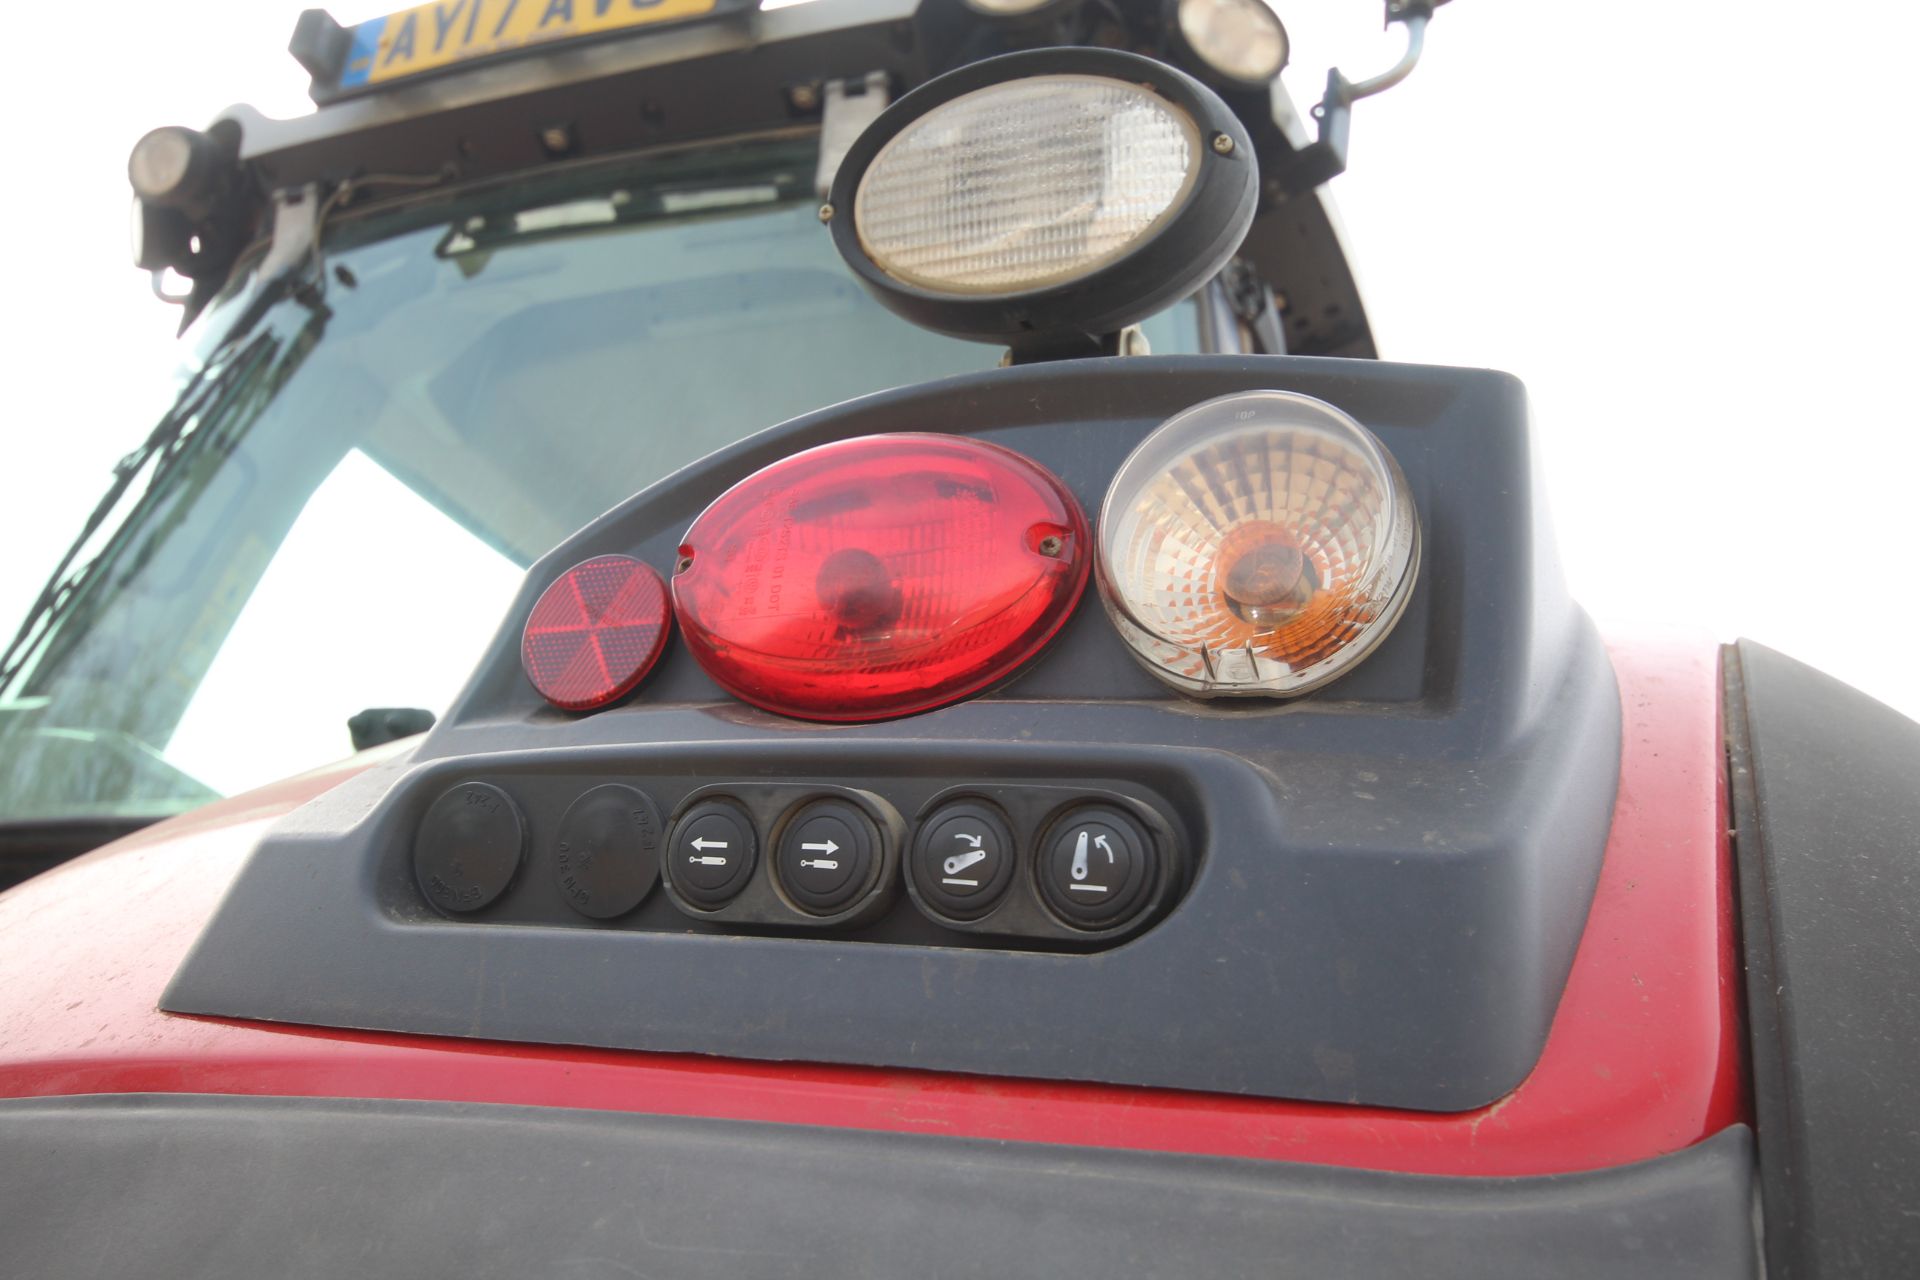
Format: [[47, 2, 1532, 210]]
[[1097, 390, 1420, 697]]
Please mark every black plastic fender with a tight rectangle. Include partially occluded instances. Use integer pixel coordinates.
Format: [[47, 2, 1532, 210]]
[[1725, 640, 1920, 1277]]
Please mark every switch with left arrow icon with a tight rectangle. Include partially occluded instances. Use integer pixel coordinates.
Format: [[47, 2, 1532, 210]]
[[667, 799, 758, 910]]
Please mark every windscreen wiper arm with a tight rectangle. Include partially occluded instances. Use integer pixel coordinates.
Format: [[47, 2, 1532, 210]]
[[0, 331, 286, 691]]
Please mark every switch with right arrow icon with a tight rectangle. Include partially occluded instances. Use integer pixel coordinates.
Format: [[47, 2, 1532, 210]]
[[777, 799, 880, 916]]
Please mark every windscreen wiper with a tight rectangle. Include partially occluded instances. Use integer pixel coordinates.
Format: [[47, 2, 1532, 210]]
[[1, 168, 449, 693], [0, 330, 285, 693]]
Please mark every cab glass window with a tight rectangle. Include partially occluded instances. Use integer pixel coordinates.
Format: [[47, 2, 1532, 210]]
[[0, 134, 1204, 820]]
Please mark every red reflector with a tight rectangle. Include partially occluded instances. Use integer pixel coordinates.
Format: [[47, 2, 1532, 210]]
[[521, 555, 671, 711], [672, 434, 1088, 721]]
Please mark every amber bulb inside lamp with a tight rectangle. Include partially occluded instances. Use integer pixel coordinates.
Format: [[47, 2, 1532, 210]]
[[1097, 390, 1420, 697]]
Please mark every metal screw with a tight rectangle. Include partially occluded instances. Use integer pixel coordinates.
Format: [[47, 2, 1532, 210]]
[[789, 83, 821, 112], [818, 203, 834, 223], [541, 125, 572, 153], [1037, 535, 1065, 558], [1211, 133, 1235, 156]]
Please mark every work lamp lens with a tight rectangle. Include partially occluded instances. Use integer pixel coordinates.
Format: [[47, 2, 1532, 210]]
[[853, 75, 1199, 295], [1176, 0, 1289, 85], [128, 127, 195, 201]]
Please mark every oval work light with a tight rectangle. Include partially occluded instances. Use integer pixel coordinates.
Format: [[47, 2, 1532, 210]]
[[826, 48, 1257, 354]]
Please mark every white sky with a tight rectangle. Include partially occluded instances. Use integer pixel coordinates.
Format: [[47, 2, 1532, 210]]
[[3, 0, 1918, 726], [163, 449, 522, 792]]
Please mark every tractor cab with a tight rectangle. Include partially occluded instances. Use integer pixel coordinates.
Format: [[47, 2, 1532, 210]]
[[1, 0, 1382, 873]]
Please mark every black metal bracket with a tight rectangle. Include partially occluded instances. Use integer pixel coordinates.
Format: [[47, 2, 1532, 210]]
[[1221, 257, 1286, 354], [1273, 0, 1441, 198]]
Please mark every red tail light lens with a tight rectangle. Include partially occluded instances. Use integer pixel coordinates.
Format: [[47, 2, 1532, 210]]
[[522, 554, 672, 711], [672, 434, 1088, 721]]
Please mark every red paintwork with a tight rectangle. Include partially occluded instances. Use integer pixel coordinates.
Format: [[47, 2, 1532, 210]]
[[0, 640, 1745, 1176]]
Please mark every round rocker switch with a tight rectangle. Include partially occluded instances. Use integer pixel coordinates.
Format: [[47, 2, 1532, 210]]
[[553, 784, 664, 919], [669, 800, 758, 910], [910, 800, 1016, 921], [1038, 805, 1155, 930], [776, 798, 880, 916], [414, 781, 525, 915]]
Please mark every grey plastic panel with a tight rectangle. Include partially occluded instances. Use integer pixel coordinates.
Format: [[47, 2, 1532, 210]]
[[0, 1095, 1758, 1280], [165, 355, 1621, 1111]]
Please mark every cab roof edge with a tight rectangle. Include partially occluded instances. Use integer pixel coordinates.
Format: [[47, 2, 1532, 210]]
[[261, 0, 920, 136]]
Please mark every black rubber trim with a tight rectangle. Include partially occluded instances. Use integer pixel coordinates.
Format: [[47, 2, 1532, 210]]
[[1724, 640, 1920, 1278], [0, 1094, 1757, 1280], [0, 817, 161, 890]]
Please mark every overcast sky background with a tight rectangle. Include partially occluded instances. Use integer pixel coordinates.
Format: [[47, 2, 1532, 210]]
[[3, 0, 1917, 721]]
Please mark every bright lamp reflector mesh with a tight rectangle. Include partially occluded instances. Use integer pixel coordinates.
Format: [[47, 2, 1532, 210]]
[[1099, 391, 1419, 696], [854, 75, 1198, 294]]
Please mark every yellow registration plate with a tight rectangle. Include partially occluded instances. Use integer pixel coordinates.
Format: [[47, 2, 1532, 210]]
[[338, 0, 722, 92]]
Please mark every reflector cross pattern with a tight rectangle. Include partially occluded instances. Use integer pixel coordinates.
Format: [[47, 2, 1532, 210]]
[[522, 555, 671, 711]]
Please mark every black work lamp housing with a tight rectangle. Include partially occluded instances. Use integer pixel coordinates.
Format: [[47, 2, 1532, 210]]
[[825, 48, 1257, 358]]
